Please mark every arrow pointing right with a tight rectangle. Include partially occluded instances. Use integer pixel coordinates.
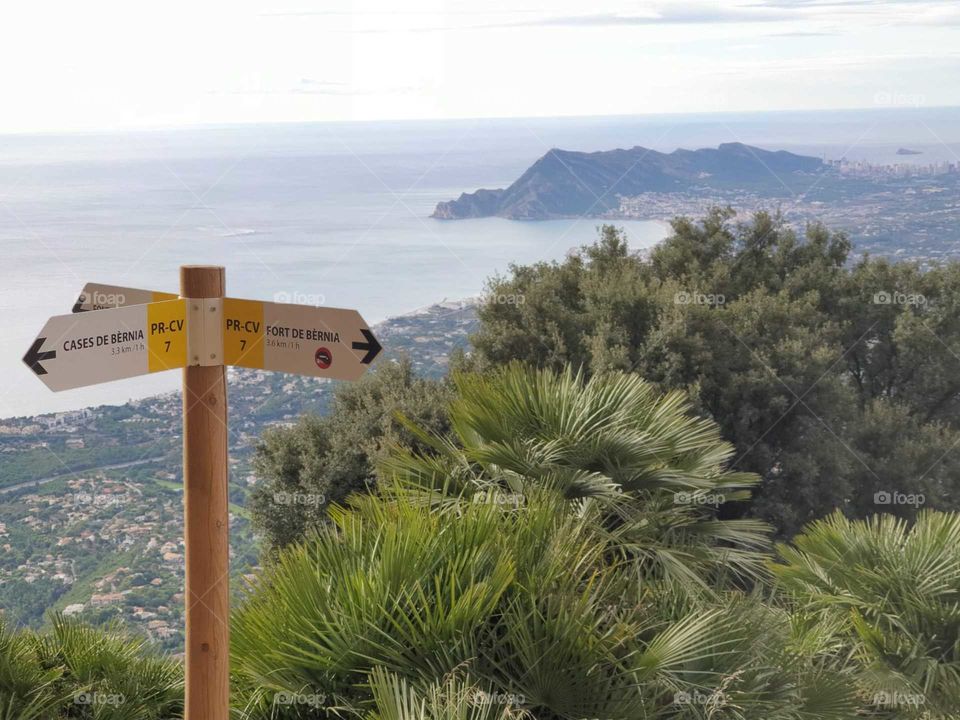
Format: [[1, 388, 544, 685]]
[[23, 337, 56, 376], [351, 328, 382, 364]]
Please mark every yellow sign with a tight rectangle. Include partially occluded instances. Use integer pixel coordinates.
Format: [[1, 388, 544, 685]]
[[147, 300, 188, 372], [223, 298, 265, 369]]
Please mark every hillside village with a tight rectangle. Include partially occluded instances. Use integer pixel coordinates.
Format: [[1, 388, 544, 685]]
[[0, 301, 477, 651]]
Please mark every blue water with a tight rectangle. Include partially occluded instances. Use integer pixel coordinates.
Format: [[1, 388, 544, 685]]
[[2, 108, 958, 416]]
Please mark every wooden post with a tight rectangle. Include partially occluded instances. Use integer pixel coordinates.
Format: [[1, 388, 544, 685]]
[[180, 266, 229, 720]]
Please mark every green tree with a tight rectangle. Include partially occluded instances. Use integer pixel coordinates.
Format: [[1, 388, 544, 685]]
[[383, 363, 770, 591], [471, 211, 960, 536], [233, 489, 857, 720], [0, 616, 183, 720], [248, 358, 452, 553], [773, 511, 960, 719]]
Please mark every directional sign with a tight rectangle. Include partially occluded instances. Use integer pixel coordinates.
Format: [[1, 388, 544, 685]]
[[23, 300, 187, 391], [73, 282, 178, 312], [222, 298, 381, 382], [39, 283, 383, 387], [25, 266, 385, 720]]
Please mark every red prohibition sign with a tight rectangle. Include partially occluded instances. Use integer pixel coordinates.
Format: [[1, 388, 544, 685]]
[[315, 347, 332, 369]]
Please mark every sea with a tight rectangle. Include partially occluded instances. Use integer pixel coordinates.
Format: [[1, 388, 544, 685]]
[[2, 106, 958, 417]]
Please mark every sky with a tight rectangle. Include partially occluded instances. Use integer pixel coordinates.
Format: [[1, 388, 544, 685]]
[[0, 0, 958, 133]]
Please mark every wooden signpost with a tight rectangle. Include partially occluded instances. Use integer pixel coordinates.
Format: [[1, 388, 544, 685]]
[[23, 268, 382, 720]]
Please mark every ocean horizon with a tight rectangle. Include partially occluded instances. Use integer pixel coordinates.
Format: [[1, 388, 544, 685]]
[[3, 107, 958, 417]]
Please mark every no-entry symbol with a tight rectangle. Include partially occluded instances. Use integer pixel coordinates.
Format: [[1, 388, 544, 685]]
[[315, 346, 332, 369]]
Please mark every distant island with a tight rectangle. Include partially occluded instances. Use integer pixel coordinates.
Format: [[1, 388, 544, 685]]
[[431, 142, 824, 220], [431, 141, 960, 261]]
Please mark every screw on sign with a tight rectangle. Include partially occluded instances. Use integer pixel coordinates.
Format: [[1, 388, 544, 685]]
[[23, 270, 382, 720]]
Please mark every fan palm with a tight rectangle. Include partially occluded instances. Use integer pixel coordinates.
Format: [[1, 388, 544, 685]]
[[0, 616, 182, 720], [0, 620, 63, 720], [365, 667, 531, 720], [772, 510, 960, 719], [232, 486, 857, 719], [381, 363, 770, 591]]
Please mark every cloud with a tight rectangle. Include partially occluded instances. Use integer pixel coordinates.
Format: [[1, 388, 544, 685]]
[[472, 7, 797, 29], [209, 79, 425, 98], [764, 30, 837, 36], [758, 0, 935, 6], [258, 1, 960, 32]]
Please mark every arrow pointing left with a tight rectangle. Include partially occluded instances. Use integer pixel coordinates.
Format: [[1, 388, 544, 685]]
[[24, 299, 188, 392], [23, 337, 56, 375]]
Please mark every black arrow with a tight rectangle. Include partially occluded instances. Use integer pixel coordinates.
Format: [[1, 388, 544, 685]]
[[351, 328, 382, 364], [23, 337, 57, 376]]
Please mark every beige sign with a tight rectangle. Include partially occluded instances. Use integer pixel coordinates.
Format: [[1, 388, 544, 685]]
[[47, 283, 383, 386], [223, 298, 381, 382], [24, 300, 187, 391], [73, 282, 178, 312]]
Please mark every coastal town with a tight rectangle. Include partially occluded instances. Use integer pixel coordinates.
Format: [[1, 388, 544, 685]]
[[616, 156, 960, 262]]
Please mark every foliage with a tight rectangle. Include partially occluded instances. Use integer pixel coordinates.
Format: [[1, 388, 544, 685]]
[[365, 668, 531, 720], [232, 485, 857, 719], [383, 363, 770, 591], [0, 616, 183, 719], [0, 619, 63, 720], [773, 510, 960, 719], [249, 357, 452, 553], [470, 212, 960, 535], [232, 366, 865, 719]]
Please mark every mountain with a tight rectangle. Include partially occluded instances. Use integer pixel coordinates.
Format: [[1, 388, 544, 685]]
[[432, 142, 824, 220]]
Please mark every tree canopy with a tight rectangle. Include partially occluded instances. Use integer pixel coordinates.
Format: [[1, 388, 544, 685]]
[[471, 211, 960, 536]]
